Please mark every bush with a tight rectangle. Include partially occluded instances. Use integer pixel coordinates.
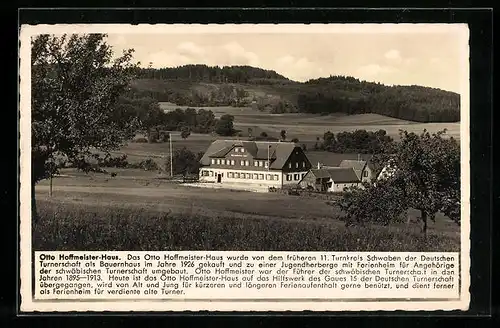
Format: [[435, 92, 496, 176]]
[[127, 158, 159, 171]]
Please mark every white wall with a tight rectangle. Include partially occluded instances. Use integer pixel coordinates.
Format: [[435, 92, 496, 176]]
[[199, 167, 283, 188], [328, 180, 363, 193]]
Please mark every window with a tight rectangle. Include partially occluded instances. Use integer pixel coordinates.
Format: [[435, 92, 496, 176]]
[[274, 175, 279, 181], [295, 162, 299, 168], [254, 161, 258, 167], [202, 171, 208, 176], [288, 163, 292, 168], [211, 159, 215, 165], [240, 148, 245, 153], [240, 160, 245, 166], [294, 174, 300, 180], [302, 161, 306, 168], [253, 173, 258, 179], [231, 160, 235, 165], [266, 174, 271, 180], [264, 161, 269, 168], [217, 159, 221, 165], [258, 161, 262, 167], [246, 173, 251, 179], [245, 160, 249, 166], [235, 148, 239, 153], [236, 173, 240, 178], [222, 159, 226, 165], [209, 171, 213, 177], [286, 174, 291, 181], [363, 171, 368, 177], [259, 174, 264, 180]]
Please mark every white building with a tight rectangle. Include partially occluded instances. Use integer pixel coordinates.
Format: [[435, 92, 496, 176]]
[[199, 140, 312, 191]]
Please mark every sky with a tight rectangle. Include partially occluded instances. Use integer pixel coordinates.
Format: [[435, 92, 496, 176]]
[[103, 25, 468, 93]]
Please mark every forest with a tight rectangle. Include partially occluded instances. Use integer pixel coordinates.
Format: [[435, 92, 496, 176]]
[[128, 65, 461, 123]]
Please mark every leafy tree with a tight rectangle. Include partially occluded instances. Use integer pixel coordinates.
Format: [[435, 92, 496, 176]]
[[215, 114, 235, 136], [165, 147, 204, 176], [31, 34, 139, 220], [341, 129, 460, 235], [180, 126, 191, 139], [339, 180, 408, 227]]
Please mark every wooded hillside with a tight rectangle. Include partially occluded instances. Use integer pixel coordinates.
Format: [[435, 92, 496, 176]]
[[128, 65, 460, 123]]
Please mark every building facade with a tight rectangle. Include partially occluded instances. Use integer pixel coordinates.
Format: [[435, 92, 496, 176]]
[[199, 140, 312, 190], [298, 160, 375, 193]]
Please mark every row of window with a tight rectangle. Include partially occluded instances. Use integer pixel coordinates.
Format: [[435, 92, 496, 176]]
[[287, 173, 306, 181], [210, 157, 307, 169], [200, 170, 306, 181], [289, 162, 306, 169], [211, 158, 269, 168]]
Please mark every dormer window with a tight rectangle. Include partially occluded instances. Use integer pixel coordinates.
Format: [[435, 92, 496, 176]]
[[211, 159, 215, 165], [217, 159, 221, 165], [234, 148, 239, 153]]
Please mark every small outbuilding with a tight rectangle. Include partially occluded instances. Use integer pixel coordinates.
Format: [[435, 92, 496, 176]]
[[298, 167, 362, 192]]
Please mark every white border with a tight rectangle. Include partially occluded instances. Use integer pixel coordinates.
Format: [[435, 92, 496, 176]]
[[19, 23, 470, 312]]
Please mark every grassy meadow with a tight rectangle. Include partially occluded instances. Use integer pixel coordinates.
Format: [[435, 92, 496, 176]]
[[111, 104, 460, 168], [33, 170, 460, 252], [159, 102, 461, 142]]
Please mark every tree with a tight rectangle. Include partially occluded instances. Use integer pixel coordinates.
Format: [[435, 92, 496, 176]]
[[31, 34, 139, 220], [344, 129, 460, 235], [260, 131, 268, 138], [339, 180, 408, 227], [180, 126, 191, 139], [165, 147, 203, 176], [215, 114, 235, 136], [280, 130, 287, 141], [291, 138, 299, 143]]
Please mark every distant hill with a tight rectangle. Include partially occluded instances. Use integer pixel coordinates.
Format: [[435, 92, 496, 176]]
[[127, 65, 460, 123]]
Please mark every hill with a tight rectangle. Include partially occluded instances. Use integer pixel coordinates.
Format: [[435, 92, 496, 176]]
[[127, 65, 460, 123]]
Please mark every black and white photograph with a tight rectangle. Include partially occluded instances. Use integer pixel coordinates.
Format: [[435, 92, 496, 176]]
[[26, 24, 466, 253], [19, 23, 470, 312]]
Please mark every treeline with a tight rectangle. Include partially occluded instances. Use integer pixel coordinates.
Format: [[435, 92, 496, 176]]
[[298, 76, 460, 122], [315, 129, 394, 154], [132, 65, 288, 83], [130, 84, 249, 107]]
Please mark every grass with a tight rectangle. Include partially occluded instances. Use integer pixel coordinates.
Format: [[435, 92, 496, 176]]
[[156, 103, 460, 147], [33, 200, 459, 252], [33, 171, 460, 252]]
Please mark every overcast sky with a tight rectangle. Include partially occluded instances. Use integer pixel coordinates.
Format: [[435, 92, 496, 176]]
[[103, 25, 467, 93]]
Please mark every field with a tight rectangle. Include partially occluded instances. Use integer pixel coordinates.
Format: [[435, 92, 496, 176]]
[[33, 169, 460, 252], [115, 104, 460, 168], [159, 103, 460, 141]]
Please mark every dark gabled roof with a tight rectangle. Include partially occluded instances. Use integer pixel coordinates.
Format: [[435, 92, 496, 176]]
[[309, 167, 360, 183], [200, 140, 301, 170], [339, 160, 367, 179], [339, 160, 367, 171]]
